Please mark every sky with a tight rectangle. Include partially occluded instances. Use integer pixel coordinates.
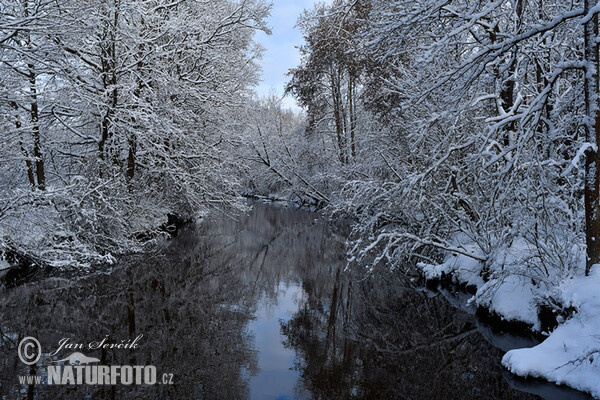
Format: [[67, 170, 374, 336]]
[[254, 0, 327, 112]]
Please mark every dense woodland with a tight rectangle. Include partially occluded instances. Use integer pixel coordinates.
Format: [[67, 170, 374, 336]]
[[3, 0, 600, 396], [255, 0, 599, 293], [0, 0, 271, 266], [0, 0, 599, 312]]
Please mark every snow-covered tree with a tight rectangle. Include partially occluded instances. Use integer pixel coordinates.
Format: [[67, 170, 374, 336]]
[[0, 0, 271, 266]]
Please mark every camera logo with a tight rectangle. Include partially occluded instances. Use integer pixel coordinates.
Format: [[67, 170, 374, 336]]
[[18, 337, 41, 365]]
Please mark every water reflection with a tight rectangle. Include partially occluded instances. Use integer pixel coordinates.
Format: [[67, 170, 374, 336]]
[[281, 267, 537, 400], [246, 282, 304, 400], [0, 203, 590, 399]]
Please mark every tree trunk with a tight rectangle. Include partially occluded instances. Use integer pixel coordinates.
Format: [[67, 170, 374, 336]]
[[348, 72, 356, 158], [584, 0, 600, 275], [499, 0, 523, 148], [127, 14, 146, 182], [330, 67, 346, 164], [28, 65, 45, 190], [98, 1, 119, 174], [21, 143, 36, 189], [10, 102, 36, 188], [499, 53, 517, 146], [22, 1, 44, 190], [126, 135, 136, 181]]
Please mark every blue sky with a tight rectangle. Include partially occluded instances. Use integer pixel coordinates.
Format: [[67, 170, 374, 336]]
[[255, 0, 328, 111]]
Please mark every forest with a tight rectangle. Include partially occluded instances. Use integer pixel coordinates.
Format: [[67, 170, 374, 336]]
[[1, 0, 600, 398]]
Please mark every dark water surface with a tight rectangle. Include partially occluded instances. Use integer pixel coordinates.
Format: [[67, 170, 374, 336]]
[[0, 203, 592, 399]]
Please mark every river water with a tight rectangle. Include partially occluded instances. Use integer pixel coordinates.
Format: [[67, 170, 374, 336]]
[[0, 203, 592, 399]]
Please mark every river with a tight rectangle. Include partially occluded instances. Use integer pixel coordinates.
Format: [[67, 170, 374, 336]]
[[0, 203, 592, 399]]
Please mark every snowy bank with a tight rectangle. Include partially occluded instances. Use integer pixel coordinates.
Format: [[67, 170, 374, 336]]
[[419, 238, 543, 330], [419, 237, 599, 398], [502, 265, 600, 399]]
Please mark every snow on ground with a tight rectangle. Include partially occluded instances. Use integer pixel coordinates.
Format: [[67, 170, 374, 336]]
[[421, 249, 485, 288], [420, 237, 540, 328], [420, 236, 600, 398], [503, 265, 600, 399], [421, 254, 539, 327], [0, 182, 183, 271], [476, 274, 539, 327]]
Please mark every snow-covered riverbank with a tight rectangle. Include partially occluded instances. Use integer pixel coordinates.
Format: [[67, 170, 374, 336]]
[[503, 267, 600, 399], [420, 244, 600, 399]]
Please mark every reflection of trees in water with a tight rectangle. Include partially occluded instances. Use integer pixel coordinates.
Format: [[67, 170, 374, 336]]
[[282, 266, 538, 400], [0, 231, 256, 399], [0, 203, 345, 399], [0, 204, 538, 399]]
